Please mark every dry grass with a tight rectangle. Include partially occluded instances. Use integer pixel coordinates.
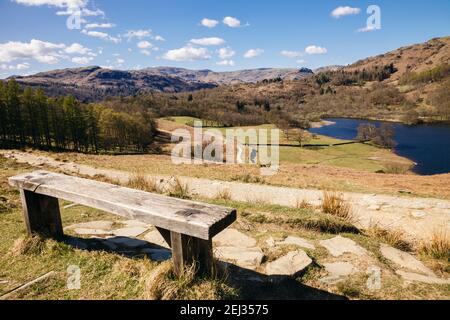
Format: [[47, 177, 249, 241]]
[[9, 235, 47, 256], [296, 199, 314, 210], [366, 224, 413, 251], [231, 173, 265, 184], [321, 192, 354, 223], [215, 189, 232, 201], [419, 229, 450, 260], [92, 174, 122, 186], [382, 162, 411, 174], [167, 178, 191, 199], [127, 172, 160, 193], [144, 261, 237, 300]]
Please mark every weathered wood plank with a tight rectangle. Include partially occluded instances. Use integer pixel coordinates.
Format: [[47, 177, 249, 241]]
[[9, 171, 236, 240], [170, 231, 214, 277], [20, 189, 63, 239]]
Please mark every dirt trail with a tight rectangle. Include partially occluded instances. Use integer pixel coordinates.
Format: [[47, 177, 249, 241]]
[[2, 150, 449, 242]]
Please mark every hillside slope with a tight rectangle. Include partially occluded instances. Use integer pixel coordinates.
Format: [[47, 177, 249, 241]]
[[344, 36, 450, 81], [6, 66, 314, 102]]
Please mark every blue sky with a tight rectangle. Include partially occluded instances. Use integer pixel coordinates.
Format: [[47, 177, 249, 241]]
[[0, 0, 449, 77]]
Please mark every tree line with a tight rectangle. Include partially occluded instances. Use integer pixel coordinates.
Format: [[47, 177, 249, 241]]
[[0, 79, 156, 153]]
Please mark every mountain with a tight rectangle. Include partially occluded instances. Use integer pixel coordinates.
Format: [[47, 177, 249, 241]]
[[8, 66, 216, 102], [344, 36, 450, 81], [7, 66, 314, 102], [142, 67, 314, 84]]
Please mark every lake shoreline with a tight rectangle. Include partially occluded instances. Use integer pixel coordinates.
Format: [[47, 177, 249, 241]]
[[321, 116, 450, 126], [311, 118, 450, 176]]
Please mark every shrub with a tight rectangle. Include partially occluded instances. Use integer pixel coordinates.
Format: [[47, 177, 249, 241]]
[[168, 178, 191, 200], [144, 261, 238, 300], [215, 189, 232, 201], [322, 192, 354, 223], [419, 229, 450, 260], [127, 172, 160, 193], [366, 224, 412, 251]]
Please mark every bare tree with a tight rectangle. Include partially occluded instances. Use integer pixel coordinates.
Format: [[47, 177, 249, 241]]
[[296, 129, 313, 148]]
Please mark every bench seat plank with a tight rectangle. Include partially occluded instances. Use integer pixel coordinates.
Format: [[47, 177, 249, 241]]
[[9, 171, 236, 240]]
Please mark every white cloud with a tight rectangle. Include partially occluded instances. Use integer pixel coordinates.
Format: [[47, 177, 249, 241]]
[[77, 8, 104, 16], [154, 35, 165, 41], [331, 6, 361, 18], [217, 47, 235, 59], [123, 29, 151, 41], [189, 37, 225, 46], [71, 56, 93, 64], [244, 48, 264, 58], [16, 63, 31, 70], [162, 45, 211, 61], [64, 43, 95, 56], [296, 59, 306, 65], [201, 18, 219, 28], [216, 59, 235, 66], [223, 16, 241, 28], [137, 41, 153, 49], [0, 39, 99, 67], [81, 30, 121, 43], [85, 23, 115, 29], [305, 45, 327, 55], [0, 39, 65, 64], [14, 0, 87, 10], [0, 62, 31, 70], [14, 0, 105, 20], [281, 50, 302, 58], [140, 50, 151, 56]]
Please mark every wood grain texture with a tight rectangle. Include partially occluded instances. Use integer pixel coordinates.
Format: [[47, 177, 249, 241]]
[[9, 171, 236, 240], [20, 189, 63, 239], [170, 231, 214, 277]]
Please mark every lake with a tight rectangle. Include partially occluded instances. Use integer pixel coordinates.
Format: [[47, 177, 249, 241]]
[[310, 118, 450, 175]]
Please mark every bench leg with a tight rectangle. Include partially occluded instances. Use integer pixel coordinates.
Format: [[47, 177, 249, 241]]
[[20, 190, 64, 239], [170, 231, 214, 277]]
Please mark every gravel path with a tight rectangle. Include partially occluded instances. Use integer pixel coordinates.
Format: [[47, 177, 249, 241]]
[[2, 150, 449, 241]]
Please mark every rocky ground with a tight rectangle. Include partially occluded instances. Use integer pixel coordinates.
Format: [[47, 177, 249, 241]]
[[63, 219, 450, 288]]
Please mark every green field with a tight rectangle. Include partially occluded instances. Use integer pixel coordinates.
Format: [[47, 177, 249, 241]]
[[163, 117, 411, 173]]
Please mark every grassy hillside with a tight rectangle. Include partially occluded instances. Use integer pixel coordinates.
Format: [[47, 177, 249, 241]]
[[0, 156, 448, 300]]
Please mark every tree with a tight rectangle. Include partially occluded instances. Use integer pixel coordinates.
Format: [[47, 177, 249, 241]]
[[296, 129, 313, 148], [236, 100, 245, 113], [403, 109, 420, 125], [357, 123, 396, 148], [0, 80, 156, 154], [375, 123, 396, 148], [277, 119, 291, 140], [356, 124, 377, 142], [263, 99, 271, 112], [6, 79, 24, 146], [429, 81, 450, 120]]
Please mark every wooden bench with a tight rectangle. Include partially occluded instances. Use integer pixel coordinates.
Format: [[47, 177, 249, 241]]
[[9, 171, 237, 276]]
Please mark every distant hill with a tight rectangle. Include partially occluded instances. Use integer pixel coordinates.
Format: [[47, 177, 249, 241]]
[[6, 66, 314, 102], [143, 67, 314, 84], [7, 67, 216, 102], [344, 36, 450, 81]]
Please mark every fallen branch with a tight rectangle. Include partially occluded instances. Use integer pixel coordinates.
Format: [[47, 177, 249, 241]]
[[0, 271, 55, 300]]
